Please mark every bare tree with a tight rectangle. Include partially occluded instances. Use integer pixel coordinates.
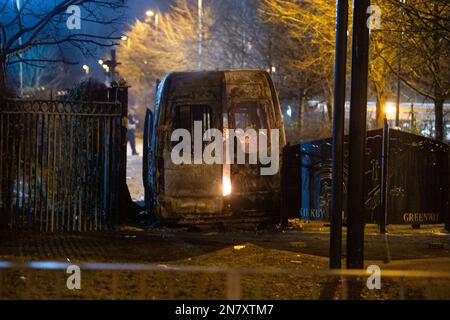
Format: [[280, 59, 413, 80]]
[[116, 0, 217, 111], [0, 0, 126, 95], [210, 0, 269, 69], [260, 0, 352, 125], [380, 0, 450, 140], [369, 0, 398, 128]]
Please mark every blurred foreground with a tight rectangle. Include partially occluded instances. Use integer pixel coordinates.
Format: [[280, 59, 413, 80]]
[[0, 222, 449, 300]]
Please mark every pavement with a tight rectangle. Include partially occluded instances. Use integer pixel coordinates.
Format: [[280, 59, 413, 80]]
[[0, 221, 449, 299], [126, 136, 144, 203]]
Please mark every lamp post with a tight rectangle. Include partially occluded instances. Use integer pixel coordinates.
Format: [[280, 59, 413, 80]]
[[15, 0, 24, 96], [145, 9, 159, 31], [347, 0, 370, 270], [395, 0, 406, 127], [330, 0, 349, 270]]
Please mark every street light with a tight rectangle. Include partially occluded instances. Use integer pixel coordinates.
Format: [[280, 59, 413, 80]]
[[16, 0, 23, 96], [145, 9, 158, 29], [286, 105, 292, 117], [385, 102, 396, 120], [98, 59, 103, 65], [82, 64, 90, 75], [395, 0, 406, 127]]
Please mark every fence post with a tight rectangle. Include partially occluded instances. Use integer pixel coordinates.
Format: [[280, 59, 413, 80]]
[[445, 149, 450, 232], [330, 0, 349, 270], [108, 84, 136, 226], [280, 145, 289, 228], [2, 107, 14, 230], [118, 85, 129, 226], [379, 118, 389, 234]]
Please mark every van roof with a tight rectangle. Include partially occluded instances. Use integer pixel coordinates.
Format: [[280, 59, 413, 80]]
[[166, 69, 269, 76], [164, 69, 271, 81], [156, 69, 276, 105]]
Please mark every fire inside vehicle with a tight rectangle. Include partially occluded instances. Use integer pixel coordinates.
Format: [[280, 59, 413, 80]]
[[143, 70, 286, 226]]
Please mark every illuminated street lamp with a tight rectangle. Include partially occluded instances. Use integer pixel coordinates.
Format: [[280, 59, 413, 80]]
[[145, 9, 158, 29], [286, 105, 292, 118], [98, 59, 103, 65], [385, 102, 396, 120], [120, 35, 131, 49], [82, 64, 90, 75]]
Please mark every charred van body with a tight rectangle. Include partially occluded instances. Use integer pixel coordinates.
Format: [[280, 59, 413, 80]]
[[143, 70, 286, 226]]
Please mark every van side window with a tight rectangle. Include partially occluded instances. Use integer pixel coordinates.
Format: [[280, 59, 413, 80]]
[[233, 101, 268, 130], [175, 105, 212, 134]]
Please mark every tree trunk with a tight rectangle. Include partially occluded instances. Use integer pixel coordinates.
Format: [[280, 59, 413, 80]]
[[375, 89, 386, 128], [297, 89, 305, 136], [434, 98, 444, 141], [326, 81, 334, 124], [327, 97, 333, 124]]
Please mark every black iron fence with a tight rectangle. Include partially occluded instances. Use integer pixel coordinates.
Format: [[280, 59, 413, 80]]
[[0, 98, 125, 231], [281, 128, 450, 227]]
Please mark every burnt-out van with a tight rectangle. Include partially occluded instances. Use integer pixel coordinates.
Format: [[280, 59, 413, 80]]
[[143, 70, 286, 226]]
